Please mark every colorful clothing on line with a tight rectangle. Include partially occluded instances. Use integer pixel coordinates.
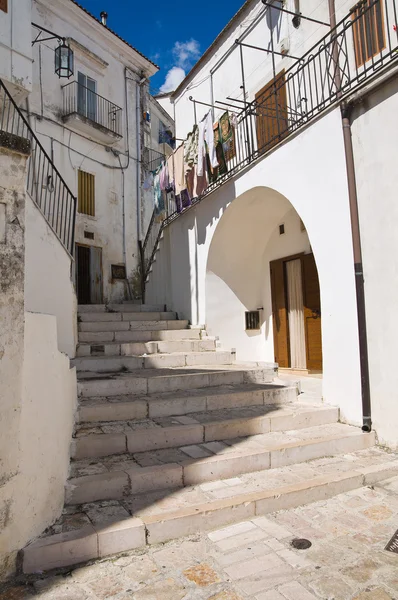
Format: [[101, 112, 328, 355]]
[[197, 110, 218, 176], [184, 125, 199, 169], [220, 111, 236, 162], [159, 161, 169, 191]]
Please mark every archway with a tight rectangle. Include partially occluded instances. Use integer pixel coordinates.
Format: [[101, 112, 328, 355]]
[[205, 186, 322, 372]]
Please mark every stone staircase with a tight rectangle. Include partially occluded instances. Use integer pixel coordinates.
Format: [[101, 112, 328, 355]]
[[21, 303, 398, 575]]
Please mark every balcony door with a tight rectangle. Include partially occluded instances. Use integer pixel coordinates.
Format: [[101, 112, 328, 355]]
[[77, 72, 97, 123]]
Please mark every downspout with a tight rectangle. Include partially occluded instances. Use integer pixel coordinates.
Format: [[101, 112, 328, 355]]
[[136, 78, 142, 243], [328, 0, 372, 432]]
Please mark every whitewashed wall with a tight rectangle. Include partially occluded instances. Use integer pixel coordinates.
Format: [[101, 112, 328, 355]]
[[0, 0, 32, 99], [30, 0, 156, 302], [147, 107, 362, 426], [351, 75, 398, 449], [25, 194, 77, 358], [1, 312, 77, 579]]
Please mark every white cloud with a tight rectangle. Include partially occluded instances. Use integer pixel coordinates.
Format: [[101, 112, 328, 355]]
[[159, 67, 186, 93], [159, 39, 201, 93], [172, 39, 201, 70]]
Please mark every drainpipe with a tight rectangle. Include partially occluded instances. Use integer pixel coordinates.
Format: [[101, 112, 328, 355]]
[[328, 0, 372, 432]]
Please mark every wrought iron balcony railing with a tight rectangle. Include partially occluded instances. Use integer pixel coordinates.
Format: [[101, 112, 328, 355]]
[[141, 0, 398, 288], [62, 81, 123, 138], [0, 79, 77, 255]]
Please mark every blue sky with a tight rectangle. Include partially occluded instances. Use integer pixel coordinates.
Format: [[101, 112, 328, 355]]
[[76, 0, 245, 92]]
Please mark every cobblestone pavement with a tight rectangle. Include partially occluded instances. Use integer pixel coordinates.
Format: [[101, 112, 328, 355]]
[[2, 473, 398, 600]]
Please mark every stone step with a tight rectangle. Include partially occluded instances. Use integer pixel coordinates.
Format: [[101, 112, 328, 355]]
[[22, 447, 395, 573], [78, 382, 298, 423], [77, 364, 276, 398], [76, 338, 218, 357], [78, 311, 176, 323], [66, 424, 375, 504], [72, 351, 235, 373], [78, 304, 166, 313], [78, 328, 203, 344], [71, 404, 339, 460], [78, 320, 189, 333]]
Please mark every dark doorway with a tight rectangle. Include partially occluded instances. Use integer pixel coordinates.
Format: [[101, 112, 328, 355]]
[[76, 244, 103, 304]]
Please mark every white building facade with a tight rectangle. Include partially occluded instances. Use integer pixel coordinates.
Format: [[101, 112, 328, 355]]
[[145, 0, 398, 448]]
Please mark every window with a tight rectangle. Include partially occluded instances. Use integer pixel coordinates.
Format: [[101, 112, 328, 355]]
[[352, 0, 385, 67], [78, 170, 95, 216], [0, 0, 8, 13], [77, 72, 97, 122]]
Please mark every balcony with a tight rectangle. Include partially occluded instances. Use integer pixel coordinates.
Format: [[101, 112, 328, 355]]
[[62, 81, 123, 142]]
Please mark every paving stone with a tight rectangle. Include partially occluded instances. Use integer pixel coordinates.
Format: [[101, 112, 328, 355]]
[[183, 563, 221, 586], [236, 563, 295, 595], [122, 554, 159, 581], [212, 541, 273, 567], [277, 581, 318, 600], [214, 528, 270, 552], [255, 590, 286, 600], [132, 578, 186, 600], [180, 445, 212, 459], [86, 574, 127, 598], [352, 590, 394, 600], [252, 516, 293, 540], [208, 521, 257, 542], [362, 504, 394, 521], [224, 552, 286, 580], [209, 592, 244, 600], [308, 576, 355, 599]]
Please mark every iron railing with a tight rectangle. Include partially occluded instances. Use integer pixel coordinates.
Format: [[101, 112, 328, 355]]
[[142, 146, 165, 172], [0, 80, 77, 254], [141, 0, 398, 284], [62, 81, 123, 137]]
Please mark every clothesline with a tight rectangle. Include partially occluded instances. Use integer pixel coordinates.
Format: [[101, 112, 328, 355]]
[[145, 108, 238, 221]]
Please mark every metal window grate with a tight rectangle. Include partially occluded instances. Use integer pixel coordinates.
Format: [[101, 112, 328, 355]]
[[78, 170, 95, 216], [84, 230, 94, 239], [245, 311, 261, 330]]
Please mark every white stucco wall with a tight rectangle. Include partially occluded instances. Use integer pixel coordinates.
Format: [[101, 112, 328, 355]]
[[29, 0, 157, 302], [0, 312, 77, 579], [147, 108, 362, 426], [25, 194, 77, 358], [351, 74, 398, 449], [0, 0, 32, 99]]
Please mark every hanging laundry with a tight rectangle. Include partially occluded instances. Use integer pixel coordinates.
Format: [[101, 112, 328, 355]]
[[186, 156, 208, 200], [197, 111, 218, 176], [184, 125, 199, 170], [213, 121, 228, 179], [220, 112, 236, 161], [143, 172, 154, 191], [153, 166, 165, 217], [159, 161, 169, 191]]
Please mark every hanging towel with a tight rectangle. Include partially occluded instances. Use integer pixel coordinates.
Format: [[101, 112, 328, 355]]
[[197, 111, 218, 176], [159, 161, 169, 191], [184, 125, 199, 170], [172, 144, 186, 195]]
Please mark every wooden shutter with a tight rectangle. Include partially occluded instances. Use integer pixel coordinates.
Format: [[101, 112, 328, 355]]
[[301, 253, 322, 371], [270, 259, 289, 368], [0, 0, 8, 13], [352, 0, 385, 67], [78, 170, 95, 216], [255, 71, 288, 155]]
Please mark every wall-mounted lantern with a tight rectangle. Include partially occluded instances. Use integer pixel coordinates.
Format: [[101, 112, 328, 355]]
[[55, 40, 74, 79], [32, 23, 74, 79]]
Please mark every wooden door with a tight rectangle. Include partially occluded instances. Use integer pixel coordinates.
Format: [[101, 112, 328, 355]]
[[301, 253, 322, 371], [76, 244, 90, 305], [270, 259, 289, 367], [255, 71, 288, 154]]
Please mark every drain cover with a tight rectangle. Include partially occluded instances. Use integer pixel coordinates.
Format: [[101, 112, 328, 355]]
[[385, 530, 398, 553], [291, 538, 312, 550]]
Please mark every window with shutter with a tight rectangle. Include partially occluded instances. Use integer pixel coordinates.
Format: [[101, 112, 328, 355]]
[[78, 170, 95, 216], [77, 72, 97, 122], [352, 0, 385, 67]]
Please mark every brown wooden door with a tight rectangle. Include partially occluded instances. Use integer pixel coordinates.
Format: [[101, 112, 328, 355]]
[[270, 259, 289, 367], [255, 71, 288, 154], [301, 254, 322, 371]]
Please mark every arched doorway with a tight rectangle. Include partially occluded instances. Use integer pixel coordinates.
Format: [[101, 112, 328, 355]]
[[205, 186, 322, 373]]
